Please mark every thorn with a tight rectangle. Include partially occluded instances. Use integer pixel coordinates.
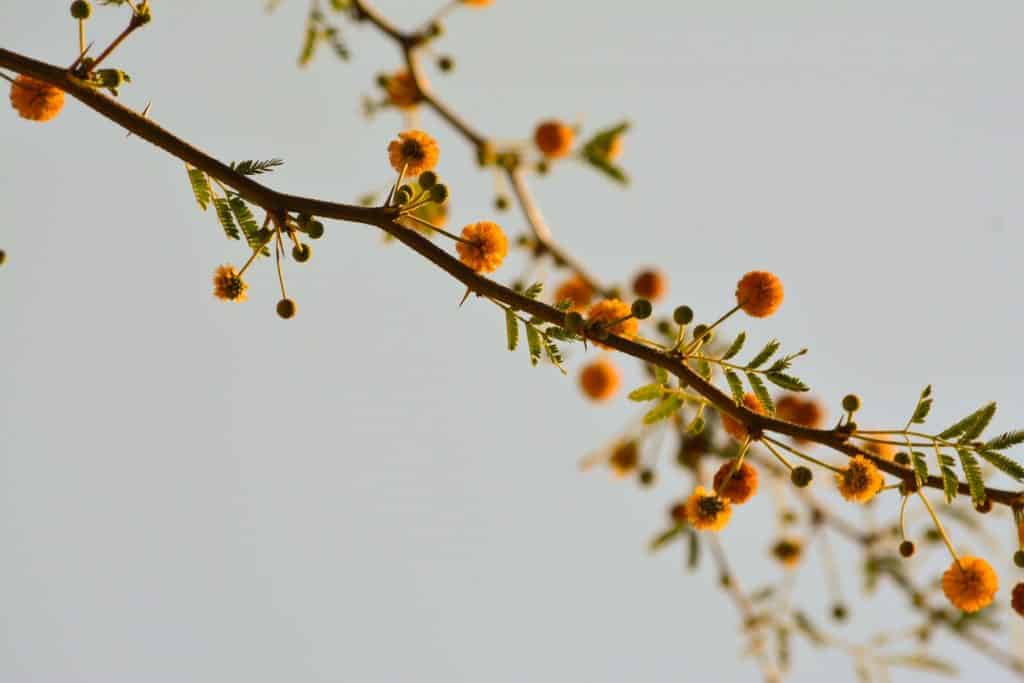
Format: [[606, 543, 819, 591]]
[[125, 101, 152, 138], [458, 286, 472, 307]]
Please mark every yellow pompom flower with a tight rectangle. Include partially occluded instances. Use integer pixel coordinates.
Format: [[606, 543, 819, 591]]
[[579, 357, 620, 402], [632, 268, 668, 302], [942, 556, 998, 613], [10, 74, 65, 122], [836, 455, 884, 503], [553, 274, 593, 312], [385, 70, 419, 110], [462, 0, 493, 6], [586, 299, 638, 349], [534, 120, 574, 159], [735, 270, 784, 318], [456, 221, 507, 273], [720, 393, 765, 442], [712, 461, 759, 505], [862, 440, 896, 461], [684, 486, 732, 532], [212, 264, 247, 302], [388, 130, 439, 175]]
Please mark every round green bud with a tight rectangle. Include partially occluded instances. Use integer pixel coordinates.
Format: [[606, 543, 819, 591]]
[[692, 324, 708, 339], [899, 540, 916, 558], [638, 468, 656, 487], [1013, 550, 1024, 568], [536, 160, 550, 175], [427, 21, 444, 38], [511, 280, 525, 292], [70, 0, 92, 19], [631, 299, 652, 320], [494, 195, 509, 211], [297, 213, 312, 226], [673, 305, 693, 325], [375, 73, 390, 88], [292, 243, 312, 263], [791, 466, 813, 488], [276, 298, 297, 319], [437, 55, 454, 72], [719, 574, 732, 588], [307, 221, 325, 240], [842, 394, 861, 413], [395, 185, 414, 204], [894, 451, 910, 466], [655, 319, 673, 336], [0, 249, 6, 266], [429, 183, 449, 204], [418, 170, 438, 190], [564, 312, 584, 335], [831, 604, 848, 622]]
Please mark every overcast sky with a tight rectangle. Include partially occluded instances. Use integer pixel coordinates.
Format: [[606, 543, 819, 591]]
[[2, 1, 1023, 681]]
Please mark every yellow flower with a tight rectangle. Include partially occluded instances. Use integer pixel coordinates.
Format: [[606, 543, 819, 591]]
[[456, 221, 507, 273], [385, 70, 419, 110], [942, 556, 998, 613], [836, 455, 884, 503], [712, 461, 759, 504], [10, 74, 65, 122], [632, 268, 668, 302], [534, 120, 574, 159], [553, 274, 593, 312], [862, 440, 896, 461], [579, 357, 620, 402], [212, 264, 247, 302], [462, 0, 493, 6], [607, 440, 639, 478], [684, 486, 732, 532], [586, 299, 638, 349], [771, 538, 803, 568], [387, 130, 439, 176], [720, 393, 765, 442], [735, 270, 784, 318], [775, 394, 825, 443]]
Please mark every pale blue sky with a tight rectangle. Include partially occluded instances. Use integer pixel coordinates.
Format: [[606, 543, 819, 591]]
[[2, 1, 1023, 681]]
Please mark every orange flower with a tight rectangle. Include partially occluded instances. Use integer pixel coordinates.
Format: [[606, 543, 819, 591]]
[[771, 538, 803, 568], [1012, 583, 1024, 617], [553, 274, 593, 312], [606, 134, 624, 161], [836, 455, 884, 503], [862, 441, 896, 461], [387, 130, 439, 175], [720, 393, 765, 442], [684, 486, 732, 532], [632, 268, 668, 302], [942, 556, 998, 613], [586, 299, 638, 349], [579, 357, 620, 402], [735, 270, 784, 318], [212, 264, 247, 302], [385, 70, 419, 109], [10, 74, 65, 122], [776, 394, 825, 442], [608, 441, 639, 478], [456, 221, 507, 273], [534, 120, 574, 159], [462, 0, 493, 6], [712, 461, 759, 504]]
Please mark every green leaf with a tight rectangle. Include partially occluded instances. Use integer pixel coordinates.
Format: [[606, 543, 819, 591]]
[[581, 150, 629, 185], [186, 166, 211, 211], [648, 525, 682, 552], [227, 196, 263, 249], [960, 402, 996, 442], [687, 415, 705, 434], [977, 449, 1024, 481], [554, 298, 574, 312], [212, 198, 240, 240], [746, 373, 775, 416], [765, 372, 809, 392], [956, 449, 987, 507], [746, 339, 780, 369], [504, 308, 519, 351], [724, 370, 745, 406], [644, 395, 683, 425], [543, 338, 565, 373], [982, 430, 1024, 451], [523, 282, 544, 300], [911, 386, 933, 424], [654, 366, 669, 385], [298, 24, 320, 67], [229, 159, 284, 175], [581, 121, 631, 186], [938, 402, 996, 440], [628, 384, 664, 402], [721, 332, 746, 361], [937, 452, 958, 503], [911, 451, 928, 487], [691, 358, 712, 381], [766, 348, 807, 374], [525, 324, 542, 367]]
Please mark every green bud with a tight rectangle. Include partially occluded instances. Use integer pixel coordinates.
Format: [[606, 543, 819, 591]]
[[395, 185, 414, 205], [637, 468, 656, 487], [307, 221, 324, 239], [429, 183, 449, 204], [1014, 550, 1024, 568], [297, 213, 312, 226], [292, 243, 312, 263], [655, 319, 673, 336], [70, 0, 92, 20], [831, 604, 848, 622], [842, 394, 861, 413], [96, 69, 128, 89], [673, 305, 693, 325], [631, 299, 652, 320], [564, 312, 584, 335], [255, 228, 273, 245], [791, 466, 813, 488], [536, 160, 550, 175], [427, 21, 444, 38], [418, 171, 438, 190], [899, 541, 916, 558], [276, 298, 297, 319], [493, 195, 509, 211], [894, 451, 910, 466], [0, 249, 6, 266], [437, 55, 454, 72], [375, 73, 390, 88]]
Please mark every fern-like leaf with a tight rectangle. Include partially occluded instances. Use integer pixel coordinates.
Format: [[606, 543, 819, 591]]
[[956, 448, 987, 506], [186, 166, 211, 210], [504, 308, 519, 351], [212, 198, 240, 240]]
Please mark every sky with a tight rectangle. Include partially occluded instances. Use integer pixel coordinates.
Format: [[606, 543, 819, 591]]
[[2, 1, 1023, 681]]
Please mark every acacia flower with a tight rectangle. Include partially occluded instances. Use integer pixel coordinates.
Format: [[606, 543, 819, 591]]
[[212, 264, 247, 302], [862, 440, 896, 461], [776, 394, 825, 443], [836, 455, 884, 503], [607, 440, 639, 478], [385, 70, 419, 109], [684, 486, 733, 532], [388, 130, 439, 175], [534, 120, 574, 159], [10, 74, 65, 122], [735, 270, 784, 318], [720, 393, 765, 442], [632, 268, 668, 302], [712, 461, 759, 504], [554, 274, 593, 312], [579, 357, 620, 402], [456, 221, 507, 273], [942, 556, 998, 613], [586, 299, 638, 349], [771, 538, 803, 568], [462, 0, 493, 6], [1012, 583, 1024, 617]]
